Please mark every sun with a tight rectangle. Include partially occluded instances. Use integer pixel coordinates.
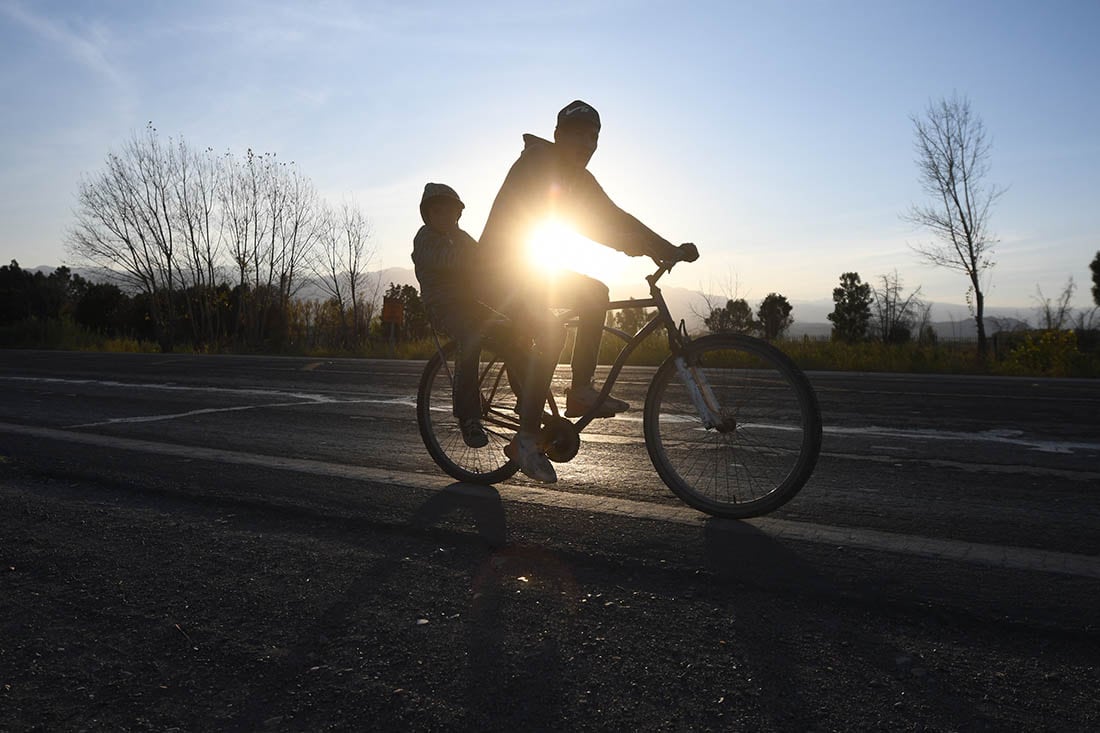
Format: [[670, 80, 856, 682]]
[[526, 219, 629, 284]]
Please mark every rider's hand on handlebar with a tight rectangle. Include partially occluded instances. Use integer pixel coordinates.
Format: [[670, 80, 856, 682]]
[[677, 242, 699, 263]]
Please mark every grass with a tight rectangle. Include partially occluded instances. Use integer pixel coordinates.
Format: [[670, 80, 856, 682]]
[[0, 318, 157, 353], [3, 318, 1098, 378]]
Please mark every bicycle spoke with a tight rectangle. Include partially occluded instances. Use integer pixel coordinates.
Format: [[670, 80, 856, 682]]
[[644, 335, 821, 518], [416, 344, 520, 484]]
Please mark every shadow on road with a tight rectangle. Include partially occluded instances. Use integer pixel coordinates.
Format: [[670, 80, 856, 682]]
[[408, 481, 508, 547], [228, 484, 993, 730], [411, 482, 578, 730]]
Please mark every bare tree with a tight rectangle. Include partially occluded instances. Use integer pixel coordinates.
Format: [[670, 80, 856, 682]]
[[70, 123, 333, 351], [914, 301, 936, 344], [68, 123, 181, 351], [218, 150, 321, 345], [872, 270, 924, 344], [275, 164, 320, 306], [173, 140, 226, 347], [1033, 277, 1076, 331], [692, 267, 750, 330], [904, 94, 1005, 357], [312, 201, 375, 346]]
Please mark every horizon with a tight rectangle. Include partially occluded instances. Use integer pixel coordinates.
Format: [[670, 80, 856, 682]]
[[19, 260, 1072, 332], [2, 1, 1098, 312]]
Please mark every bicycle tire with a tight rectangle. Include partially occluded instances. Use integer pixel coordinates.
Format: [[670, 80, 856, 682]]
[[417, 342, 521, 484], [643, 334, 822, 518]]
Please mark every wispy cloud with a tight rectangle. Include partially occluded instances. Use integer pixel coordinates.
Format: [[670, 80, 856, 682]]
[[1, 1, 127, 88]]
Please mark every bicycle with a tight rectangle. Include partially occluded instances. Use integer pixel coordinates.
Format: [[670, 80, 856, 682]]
[[416, 256, 822, 518]]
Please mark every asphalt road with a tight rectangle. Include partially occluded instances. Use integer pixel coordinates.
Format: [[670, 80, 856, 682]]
[[1, 350, 1098, 730]]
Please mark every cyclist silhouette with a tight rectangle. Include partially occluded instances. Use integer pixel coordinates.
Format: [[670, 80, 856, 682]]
[[479, 100, 697, 482], [412, 183, 494, 448]]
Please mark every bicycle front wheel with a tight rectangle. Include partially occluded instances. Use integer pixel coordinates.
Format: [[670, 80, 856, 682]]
[[417, 342, 521, 484], [643, 334, 822, 518]]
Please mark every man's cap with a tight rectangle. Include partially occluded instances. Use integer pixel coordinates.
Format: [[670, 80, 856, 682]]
[[557, 100, 601, 130]]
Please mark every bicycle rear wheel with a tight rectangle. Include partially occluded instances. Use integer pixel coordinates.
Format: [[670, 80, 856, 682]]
[[417, 342, 520, 484], [643, 334, 822, 518]]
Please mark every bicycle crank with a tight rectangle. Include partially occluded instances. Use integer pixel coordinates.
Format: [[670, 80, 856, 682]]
[[539, 416, 580, 463]]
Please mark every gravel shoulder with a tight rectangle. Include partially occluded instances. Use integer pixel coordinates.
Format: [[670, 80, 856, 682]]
[[2, 450, 1097, 732]]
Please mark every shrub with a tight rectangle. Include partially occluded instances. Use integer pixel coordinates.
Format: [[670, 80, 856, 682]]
[[999, 330, 1081, 377]]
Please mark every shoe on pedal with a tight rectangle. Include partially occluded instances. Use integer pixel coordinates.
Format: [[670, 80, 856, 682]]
[[564, 383, 629, 419], [504, 433, 558, 483], [460, 418, 489, 448]]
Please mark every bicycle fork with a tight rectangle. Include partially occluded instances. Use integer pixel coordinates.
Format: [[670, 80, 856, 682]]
[[674, 356, 731, 431]]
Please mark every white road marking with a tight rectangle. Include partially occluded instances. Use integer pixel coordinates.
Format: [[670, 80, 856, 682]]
[[1, 421, 1097, 581], [0, 376, 417, 427], [824, 424, 1100, 455]]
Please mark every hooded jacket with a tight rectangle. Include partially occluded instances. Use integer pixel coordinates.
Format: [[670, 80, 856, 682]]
[[478, 134, 676, 280], [411, 224, 480, 319]]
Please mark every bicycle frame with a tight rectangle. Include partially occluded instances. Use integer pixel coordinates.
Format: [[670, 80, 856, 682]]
[[558, 259, 721, 432], [430, 257, 725, 437]]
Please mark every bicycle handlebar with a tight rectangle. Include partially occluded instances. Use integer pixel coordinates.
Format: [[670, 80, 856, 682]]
[[648, 243, 698, 281]]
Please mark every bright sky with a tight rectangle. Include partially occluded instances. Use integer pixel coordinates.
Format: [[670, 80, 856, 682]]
[[2, 0, 1098, 314]]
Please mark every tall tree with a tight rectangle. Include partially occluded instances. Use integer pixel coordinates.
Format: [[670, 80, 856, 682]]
[[313, 201, 376, 346], [173, 140, 225, 347], [904, 94, 1004, 357], [220, 149, 319, 346], [69, 123, 182, 351], [69, 124, 330, 351], [757, 293, 793, 340], [828, 272, 872, 342]]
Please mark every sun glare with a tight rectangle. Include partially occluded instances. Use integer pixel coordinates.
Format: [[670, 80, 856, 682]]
[[526, 220, 629, 284]]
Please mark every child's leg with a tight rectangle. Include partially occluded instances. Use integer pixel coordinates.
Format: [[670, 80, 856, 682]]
[[434, 305, 488, 422], [452, 334, 482, 420]]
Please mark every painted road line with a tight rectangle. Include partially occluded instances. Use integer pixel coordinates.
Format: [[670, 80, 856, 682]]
[[2, 421, 1098, 581]]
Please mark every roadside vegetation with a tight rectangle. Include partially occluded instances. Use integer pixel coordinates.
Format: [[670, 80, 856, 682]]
[[3, 259, 1098, 377]]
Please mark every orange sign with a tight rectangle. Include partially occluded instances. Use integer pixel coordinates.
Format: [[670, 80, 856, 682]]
[[381, 297, 404, 326]]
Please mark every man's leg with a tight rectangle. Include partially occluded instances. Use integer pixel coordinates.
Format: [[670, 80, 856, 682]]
[[553, 271, 609, 388], [549, 271, 629, 417], [498, 306, 563, 434], [491, 304, 563, 483]]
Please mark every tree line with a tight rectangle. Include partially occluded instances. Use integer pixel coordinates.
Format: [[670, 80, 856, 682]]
[[698, 271, 931, 344], [0, 260, 408, 351], [700, 256, 1099, 345], [65, 124, 378, 352]]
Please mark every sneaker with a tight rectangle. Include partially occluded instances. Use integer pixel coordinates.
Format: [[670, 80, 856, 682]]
[[459, 418, 489, 448], [564, 383, 629, 419], [504, 433, 557, 483]]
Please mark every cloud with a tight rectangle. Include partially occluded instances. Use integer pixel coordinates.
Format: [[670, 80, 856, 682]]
[[1, 1, 128, 89]]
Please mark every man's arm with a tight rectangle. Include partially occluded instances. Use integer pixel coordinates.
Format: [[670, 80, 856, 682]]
[[567, 172, 681, 261]]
